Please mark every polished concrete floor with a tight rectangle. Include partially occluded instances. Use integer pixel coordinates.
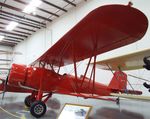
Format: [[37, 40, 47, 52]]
[[0, 97, 150, 119]]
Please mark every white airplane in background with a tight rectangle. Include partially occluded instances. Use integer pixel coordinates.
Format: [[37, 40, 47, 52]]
[[91, 48, 150, 101]]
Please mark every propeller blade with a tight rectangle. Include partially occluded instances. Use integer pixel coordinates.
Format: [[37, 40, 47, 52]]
[[2, 78, 8, 100], [1, 69, 10, 100]]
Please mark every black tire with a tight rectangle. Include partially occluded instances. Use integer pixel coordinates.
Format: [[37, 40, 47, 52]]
[[24, 95, 36, 107], [116, 97, 120, 105], [30, 101, 47, 118]]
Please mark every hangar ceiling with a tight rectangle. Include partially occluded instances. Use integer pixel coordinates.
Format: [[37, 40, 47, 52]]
[[0, 0, 85, 47]]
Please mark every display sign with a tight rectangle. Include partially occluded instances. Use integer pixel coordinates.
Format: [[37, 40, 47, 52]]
[[57, 103, 92, 119]]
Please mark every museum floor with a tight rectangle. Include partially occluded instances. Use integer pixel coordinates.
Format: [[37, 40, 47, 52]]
[[0, 97, 150, 119]]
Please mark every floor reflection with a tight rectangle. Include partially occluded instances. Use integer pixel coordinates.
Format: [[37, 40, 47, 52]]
[[89, 107, 144, 119], [0, 98, 150, 119], [0, 98, 61, 119], [47, 98, 61, 110]]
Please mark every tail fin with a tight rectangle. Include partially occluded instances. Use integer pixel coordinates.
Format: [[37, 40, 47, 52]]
[[108, 71, 127, 91]]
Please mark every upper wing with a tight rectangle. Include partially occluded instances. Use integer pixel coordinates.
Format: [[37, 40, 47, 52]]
[[31, 4, 148, 67], [92, 48, 150, 71]]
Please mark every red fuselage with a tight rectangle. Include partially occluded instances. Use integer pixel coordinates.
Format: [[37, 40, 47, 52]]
[[6, 64, 111, 96], [0, 64, 142, 97]]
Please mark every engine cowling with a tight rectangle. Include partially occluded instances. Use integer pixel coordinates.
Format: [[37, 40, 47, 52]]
[[8, 63, 27, 85]]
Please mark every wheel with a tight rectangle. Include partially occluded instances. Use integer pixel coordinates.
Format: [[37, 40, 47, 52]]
[[30, 101, 47, 118], [24, 95, 36, 107], [116, 97, 120, 105]]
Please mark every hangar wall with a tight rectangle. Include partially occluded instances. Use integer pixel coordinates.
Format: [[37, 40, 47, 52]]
[[13, 0, 150, 94], [13, 0, 150, 64], [11, 0, 150, 118]]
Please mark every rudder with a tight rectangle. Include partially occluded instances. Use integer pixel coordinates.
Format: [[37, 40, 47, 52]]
[[108, 71, 127, 91]]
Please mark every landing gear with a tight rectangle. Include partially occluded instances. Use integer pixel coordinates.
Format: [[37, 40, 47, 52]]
[[30, 101, 47, 118], [116, 97, 120, 105], [27, 70, 52, 118], [24, 95, 36, 107], [25, 92, 52, 118]]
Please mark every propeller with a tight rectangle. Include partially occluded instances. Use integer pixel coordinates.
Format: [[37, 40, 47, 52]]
[[1, 69, 10, 100]]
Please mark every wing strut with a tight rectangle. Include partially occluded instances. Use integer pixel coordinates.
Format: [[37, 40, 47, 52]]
[[73, 54, 79, 91], [80, 56, 93, 87], [92, 55, 97, 95]]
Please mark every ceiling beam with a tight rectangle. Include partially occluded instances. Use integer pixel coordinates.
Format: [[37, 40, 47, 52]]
[[3, 39, 20, 43], [0, 44, 14, 47], [0, 21, 36, 32], [0, 30, 28, 38], [17, 26, 35, 32], [0, 16, 41, 29], [4, 38, 21, 42], [0, 68, 10, 71], [0, 34, 24, 40], [2, 41, 17, 45], [0, 2, 52, 22], [0, 59, 11, 61], [0, 13, 45, 28], [0, 33, 24, 40], [0, 26, 31, 35], [63, 0, 76, 7], [0, 42, 16, 47], [41, 0, 67, 12], [12, 0, 59, 17], [0, 63, 9, 66], [0, 10, 46, 26]]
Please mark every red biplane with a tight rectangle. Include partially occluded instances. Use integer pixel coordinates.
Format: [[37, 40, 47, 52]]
[[0, 3, 148, 118]]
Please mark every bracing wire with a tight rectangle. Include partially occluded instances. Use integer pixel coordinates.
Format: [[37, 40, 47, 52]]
[[128, 74, 150, 83]]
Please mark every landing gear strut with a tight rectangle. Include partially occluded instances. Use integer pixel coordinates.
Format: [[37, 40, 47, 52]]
[[28, 70, 51, 118]]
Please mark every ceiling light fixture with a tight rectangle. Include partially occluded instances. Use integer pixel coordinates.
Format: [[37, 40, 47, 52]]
[[30, 0, 42, 7], [23, 0, 42, 14], [0, 35, 4, 41], [6, 21, 18, 31], [23, 5, 36, 14]]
